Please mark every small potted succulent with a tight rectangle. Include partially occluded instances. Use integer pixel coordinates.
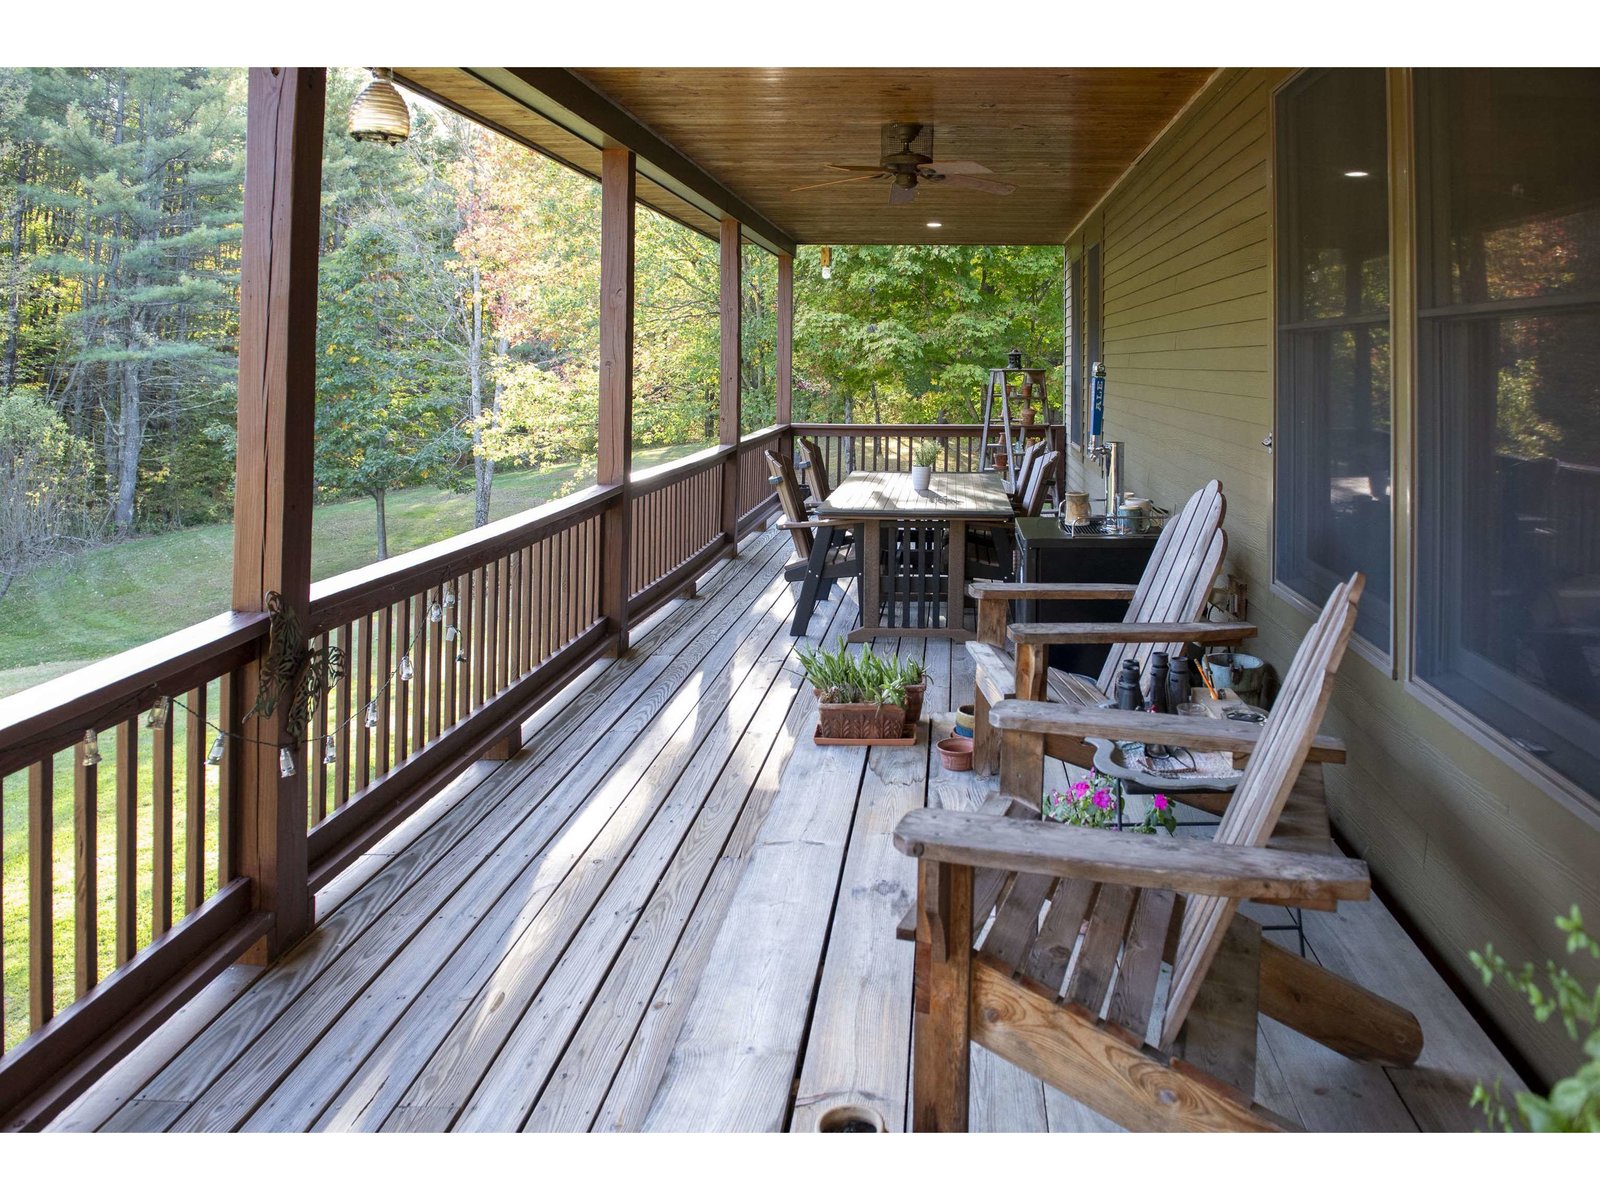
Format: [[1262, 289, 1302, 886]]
[[798, 639, 908, 741], [910, 441, 939, 491]]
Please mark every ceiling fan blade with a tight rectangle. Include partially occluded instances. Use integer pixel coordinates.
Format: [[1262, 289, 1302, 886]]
[[826, 164, 889, 173], [790, 173, 887, 193], [888, 183, 917, 206], [926, 161, 992, 175], [939, 173, 1016, 196]]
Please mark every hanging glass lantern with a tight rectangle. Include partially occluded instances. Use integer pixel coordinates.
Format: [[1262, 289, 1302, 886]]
[[279, 747, 297, 778], [207, 733, 226, 765], [323, 734, 338, 765], [348, 68, 411, 146], [364, 701, 379, 729], [81, 729, 102, 768]]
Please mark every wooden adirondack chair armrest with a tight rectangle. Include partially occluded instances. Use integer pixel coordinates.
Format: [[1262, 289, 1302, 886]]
[[892, 808, 1370, 906], [967, 581, 1140, 603], [1007, 619, 1257, 646], [988, 699, 1346, 763]]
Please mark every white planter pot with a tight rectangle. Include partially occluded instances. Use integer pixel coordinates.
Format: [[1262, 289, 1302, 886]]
[[910, 465, 932, 490]]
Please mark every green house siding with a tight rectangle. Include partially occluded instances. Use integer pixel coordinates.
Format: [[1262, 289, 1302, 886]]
[[1065, 66, 1600, 1085]]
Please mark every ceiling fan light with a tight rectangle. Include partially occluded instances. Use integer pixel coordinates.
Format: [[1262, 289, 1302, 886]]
[[349, 68, 411, 146]]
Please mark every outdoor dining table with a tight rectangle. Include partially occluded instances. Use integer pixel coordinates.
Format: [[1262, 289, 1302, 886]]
[[816, 470, 1015, 643]]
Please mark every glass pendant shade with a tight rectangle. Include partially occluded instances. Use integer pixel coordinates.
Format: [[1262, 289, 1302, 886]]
[[348, 69, 411, 146]]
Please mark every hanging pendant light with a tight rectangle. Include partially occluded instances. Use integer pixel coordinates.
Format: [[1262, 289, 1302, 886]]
[[348, 68, 411, 146]]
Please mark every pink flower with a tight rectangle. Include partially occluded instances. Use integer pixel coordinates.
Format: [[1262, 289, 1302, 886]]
[[1152, 794, 1170, 811], [1072, 779, 1091, 799], [1092, 789, 1113, 810]]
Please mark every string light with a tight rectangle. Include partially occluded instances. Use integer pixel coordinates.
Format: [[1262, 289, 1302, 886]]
[[147, 697, 171, 729], [364, 701, 379, 729], [399, 654, 414, 681], [428, 601, 444, 623], [81, 729, 101, 767], [207, 734, 226, 765], [323, 734, 338, 765], [442, 587, 456, 609], [444, 624, 459, 642], [279, 747, 297, 778]]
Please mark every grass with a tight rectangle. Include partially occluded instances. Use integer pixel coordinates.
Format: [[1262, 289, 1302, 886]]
[[0, 441, 711, 1049]]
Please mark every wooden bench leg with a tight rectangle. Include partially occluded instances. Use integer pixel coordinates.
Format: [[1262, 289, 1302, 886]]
[[973, 688, 998, 776], [912, 859, 971, 1132]]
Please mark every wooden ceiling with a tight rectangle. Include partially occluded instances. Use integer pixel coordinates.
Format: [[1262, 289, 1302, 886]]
[[397, 68, 1216, 246]]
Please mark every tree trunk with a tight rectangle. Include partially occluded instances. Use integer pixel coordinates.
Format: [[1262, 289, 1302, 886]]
[[3, 146, 29, 392], [113, 354, 142, 534], [373, 488, 388, 561], [468, 265, 493, 527]]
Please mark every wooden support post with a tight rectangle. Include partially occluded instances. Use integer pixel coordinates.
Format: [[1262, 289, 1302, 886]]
[[776, 251, 793, 457], [912, 858, 971, 1132], [598, 147, 635, 657], [719, 217, 742, 550], [229, 67, 325, 958]]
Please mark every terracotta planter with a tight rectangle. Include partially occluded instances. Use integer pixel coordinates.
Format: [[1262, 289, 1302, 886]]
[[1019, 406, 1036, 427], [937, 736, 974, 771], [817, 701, 907, 741]]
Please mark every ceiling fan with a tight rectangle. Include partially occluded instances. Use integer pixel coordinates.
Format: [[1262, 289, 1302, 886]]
[[790, 122, 1016, 205]]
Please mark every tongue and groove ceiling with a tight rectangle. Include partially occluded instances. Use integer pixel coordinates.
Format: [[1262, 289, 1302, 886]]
[[395, 67, 1216, 246]]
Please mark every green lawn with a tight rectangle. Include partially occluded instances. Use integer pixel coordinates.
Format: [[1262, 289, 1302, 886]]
[[0, 442, 710, 1049]]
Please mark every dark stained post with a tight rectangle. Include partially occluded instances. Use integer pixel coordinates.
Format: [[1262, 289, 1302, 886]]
[[719, 217, 742, 548], [776, 251, 793, 426], [598, 146, 635, 656], [776, 250, 794, 463], [230, 67, 325, 957]]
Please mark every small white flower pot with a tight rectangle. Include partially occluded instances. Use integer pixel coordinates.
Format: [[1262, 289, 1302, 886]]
[[911, 465, 932, 490]]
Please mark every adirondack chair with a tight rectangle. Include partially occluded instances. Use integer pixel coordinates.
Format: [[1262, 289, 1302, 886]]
[[966, 479, 1254, 775], [1015, 449, 1059, 517], [895, 574, 1425, 1132], [797, 435, 833, 503], [766, 449, 858, 636], [1003, 439, 1046, 499]]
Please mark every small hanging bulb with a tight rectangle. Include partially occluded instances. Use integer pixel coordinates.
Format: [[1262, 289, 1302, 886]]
[[399, 653, 414, 681], [323, 734, 338, 765], [442, 587, 456, 609], [207, 733, 226, 765], [279, 746, 297, 778], [819, 245, 833, 281], [456, 651, 468, 664], [444, 624, 459, 643], [81, 728, 102, 767], [364, 701, 379, 729], [147, 697, 170, 729], [428, 601, 444, 623]]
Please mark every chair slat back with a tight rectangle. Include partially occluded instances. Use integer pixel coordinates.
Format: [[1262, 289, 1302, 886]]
[[1092, 480, 1228, 696], [765, 449, 813, 560], [1012, 440, 1045, 497], [797, 436, 832, 501], [1159, 572, 1365, 1047], [1020, 451, 1059, 517]]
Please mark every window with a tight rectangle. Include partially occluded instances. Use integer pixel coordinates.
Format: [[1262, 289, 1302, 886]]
[[1273, 68, 1392, 649], [1415, 68, 1600, 796]]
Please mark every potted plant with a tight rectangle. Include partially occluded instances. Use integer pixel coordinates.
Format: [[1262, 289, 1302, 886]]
[[897, 656, 927, 726], [797, 639, 908, 741], [910, 441, 939, 491]]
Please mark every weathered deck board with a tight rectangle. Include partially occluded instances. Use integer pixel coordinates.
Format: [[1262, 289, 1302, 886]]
[[59, 528, 1525, 1134]]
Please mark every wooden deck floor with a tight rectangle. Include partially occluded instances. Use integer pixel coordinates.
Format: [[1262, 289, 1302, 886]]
[[51, 529, 1525, 1132]]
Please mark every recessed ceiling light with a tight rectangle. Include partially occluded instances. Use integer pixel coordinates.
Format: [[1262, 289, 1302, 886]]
[[926, 221, 943, 228], [1343, 170, 1370, 178]]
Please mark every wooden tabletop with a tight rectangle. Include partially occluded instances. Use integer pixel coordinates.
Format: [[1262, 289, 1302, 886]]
[[817, 471, 1014, 520]]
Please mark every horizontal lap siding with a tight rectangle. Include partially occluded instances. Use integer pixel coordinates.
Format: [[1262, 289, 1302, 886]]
[[1065, 66, 1600, 1085]]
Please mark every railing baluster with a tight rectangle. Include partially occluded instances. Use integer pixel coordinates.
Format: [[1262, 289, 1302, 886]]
[[28, 759, 54, 1030], [217, 671, 237, 886], [74, 745, 97, 998], [377, 605, 394, 775], [311, 630, 329, 823], [355, 615, 372, 791], [410, 593, 426, 754], [185, 687, 206, 914], [114, 718, 137, 967], [426, 587, 444, 743], [335, 622, 352, 809], [151, 702, 174, 939]]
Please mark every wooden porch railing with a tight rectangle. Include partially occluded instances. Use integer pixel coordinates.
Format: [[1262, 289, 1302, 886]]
[[0, 417, 1059, 1125]]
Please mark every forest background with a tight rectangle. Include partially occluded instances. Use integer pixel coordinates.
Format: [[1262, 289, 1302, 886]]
[[0, 67, 1064, 695]]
